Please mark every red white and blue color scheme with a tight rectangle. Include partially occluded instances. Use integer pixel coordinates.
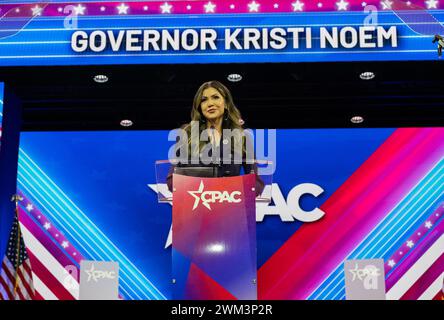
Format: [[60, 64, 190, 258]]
[[13, 128, 444, 300], [0, 83, 4, 149], [0, 0, 444, 65], [172, 174, 257, 300]]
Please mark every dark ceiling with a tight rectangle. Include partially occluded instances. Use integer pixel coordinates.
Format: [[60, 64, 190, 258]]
[[1, 60, 444, 131]]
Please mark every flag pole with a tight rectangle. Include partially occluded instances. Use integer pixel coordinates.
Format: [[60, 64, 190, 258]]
[[10, 194, 23, 295]]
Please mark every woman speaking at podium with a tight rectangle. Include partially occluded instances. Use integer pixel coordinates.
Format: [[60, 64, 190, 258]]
[[167, 80, 263, 193]]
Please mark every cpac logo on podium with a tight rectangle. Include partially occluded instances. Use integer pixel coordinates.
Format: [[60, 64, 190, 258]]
[[85, 263, 117, 282], [188, 180, 242, 211]]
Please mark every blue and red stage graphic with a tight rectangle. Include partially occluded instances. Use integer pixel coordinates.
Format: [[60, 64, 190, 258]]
[[172, 174, 257, 300], [0, 0, 443, 65], [16, 128, 444, 300], [0, 83, 4, 149]]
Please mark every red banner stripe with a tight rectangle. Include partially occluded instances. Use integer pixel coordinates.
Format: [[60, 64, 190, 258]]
[[27, 250, 75, 300], [17, 265, 34, 299], [0, 273, 14, 300]]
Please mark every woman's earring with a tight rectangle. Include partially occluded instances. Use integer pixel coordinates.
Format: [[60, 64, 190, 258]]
[[224, 111, 229, 121]]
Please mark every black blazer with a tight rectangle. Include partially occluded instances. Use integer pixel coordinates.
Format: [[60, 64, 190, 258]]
[[166, 136, 264, 194]]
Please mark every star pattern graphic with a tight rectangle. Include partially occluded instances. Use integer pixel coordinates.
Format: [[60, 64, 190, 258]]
[[74, 4, 86, 15], [26, 203, 34, 212], [388, 259, 396, 267], [160, 2, 172, 13], [292, 0, 304, 11], [381, 0, 393, 9], [8, 0, 443, 16], [117, 3, 129, 14], [336, 0, 349, 10], [425, 221, 433, 229], [61, 241, 69, 249], [406, 240, 414, 248], [248, 1, 260, 12], [31, 5, 43, 16], [204, 1, 216, 13], [425, 0, 439, 9], [43, 222, 51, 230]]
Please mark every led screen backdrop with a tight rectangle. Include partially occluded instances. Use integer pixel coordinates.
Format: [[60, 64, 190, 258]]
[[0, 82, 4, 149], [17, 128, 444, 300], [0, 0, 443, 66]]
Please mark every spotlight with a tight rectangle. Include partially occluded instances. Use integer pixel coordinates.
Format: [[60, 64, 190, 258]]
[[350, 116, 364, 124], [227, 73, 242, 82], [120, 119, 133, 127], [359, 71, 375, 80], [93, 74, 109, 83]]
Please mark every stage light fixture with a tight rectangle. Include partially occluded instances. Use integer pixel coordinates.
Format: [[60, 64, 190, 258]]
[[227, 73, 242, 82], [120, 119, 133, 127], [350, 116, 364, 124], [93, 74, 109, 83], [359, 71, 375, 80]]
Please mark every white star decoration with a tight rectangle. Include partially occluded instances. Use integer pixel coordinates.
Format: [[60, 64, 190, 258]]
[[292, 0, 304, 11], [204, 1, 216, 13], [388, 260, 396, 267], [61, 241, 69, 249], [31, 5, 43, 16], [362, 2, 367, 6], [274, 3, 279, 8], [43, 222, 51, 230], [425, 221, 433, 229], [100, 6, 106, 12], [425, 0, 439, 8], [336, 0, 349, 10], [188, 181, 211, 211], [381, 0, 393, 9], [406, 240, 414, 248], [74, 4, 86, 15], [117, 3, 129, 14], [26, 204, 34, 212], [230, 4, 235, 9], [160, 2, 172, 13], [248, 1, 260, 12], [318, 2, 323, 8]]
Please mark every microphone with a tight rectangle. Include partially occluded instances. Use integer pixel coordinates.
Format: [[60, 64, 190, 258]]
[[209, 125, 220, 167]]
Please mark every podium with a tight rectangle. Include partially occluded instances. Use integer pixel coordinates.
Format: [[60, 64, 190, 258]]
[[155, 160, 272, 300]]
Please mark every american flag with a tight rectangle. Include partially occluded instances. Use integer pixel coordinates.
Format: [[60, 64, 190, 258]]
[[0, 210, 35, 300]]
